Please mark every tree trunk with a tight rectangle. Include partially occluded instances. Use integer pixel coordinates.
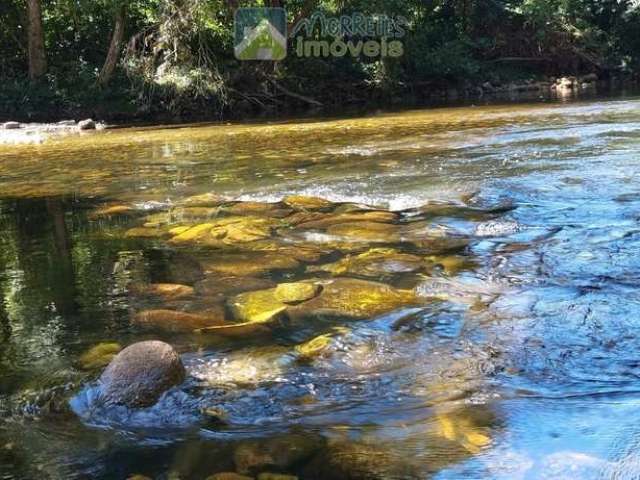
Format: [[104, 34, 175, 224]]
[[97, 4, 127, 86], [26, 0, 47, 80]]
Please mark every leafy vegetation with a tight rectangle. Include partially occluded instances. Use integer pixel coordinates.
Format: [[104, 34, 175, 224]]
[[1, 0, 639, 121]]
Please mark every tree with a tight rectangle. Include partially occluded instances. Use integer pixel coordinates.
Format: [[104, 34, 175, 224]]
[[98, 2, 127, 86], [26, 0, 46, 79]]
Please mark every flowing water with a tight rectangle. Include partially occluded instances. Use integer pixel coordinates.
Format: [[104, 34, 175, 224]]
[[1, 97, 640, 479]]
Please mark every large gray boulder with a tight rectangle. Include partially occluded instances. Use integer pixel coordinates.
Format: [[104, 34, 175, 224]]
[[99, 340, 185, 407]]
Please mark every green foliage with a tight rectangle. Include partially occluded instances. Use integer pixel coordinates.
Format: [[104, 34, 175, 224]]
[[1, 0, 639, 121]]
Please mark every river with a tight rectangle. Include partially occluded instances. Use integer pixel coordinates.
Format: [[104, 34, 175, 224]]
[[1, 96, 640, 479]]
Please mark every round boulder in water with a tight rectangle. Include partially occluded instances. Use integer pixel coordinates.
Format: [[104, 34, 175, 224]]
[[99, 341, 185, 407]]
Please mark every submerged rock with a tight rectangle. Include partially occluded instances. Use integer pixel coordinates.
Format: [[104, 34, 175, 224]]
[[207, 474, 253, 480], [222, 201, 291, 218], [196, 276, 276, 299], [326, 221, 400, 242], [99, 341, 185, 407], [89, 204, 134, 218], [131, 283, 195, 300], [303, 441, 418, 480], [288, 278, 419, 321], [169, 217, 279, 246], [274, 283, 322, 304], [309, 248, 423, 277], [200, 252, 300, 277], [133, 308, 226, 332], [283, 195, 333, 211], [180, 192, 226, 207], [3, 121, 20, 129], [229, 289, 289, 323], [257, 474, 298, 480], [234, 434, 324, 475], [294, 211, 397, 230], [79, 342, 122, 370]]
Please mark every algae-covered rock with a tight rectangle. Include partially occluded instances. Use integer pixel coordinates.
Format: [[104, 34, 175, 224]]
[[196, 276, 276, 299], [133, 308, 226, 332], [228, 289, 288, 323], [234, 434, 324, 475], [287, 278, 419, 321], [200, 252, 300, 277], [294, 211, 398, 230], [132, 283, 195, 300], [169, 217, 279, 246], [274, 283, 322, 304], [229, 281, 321, 323], [283, 195, 333, 211], [294, 328, 348, 361], [309, 248, 423, 277], [99, 341, 185, 408], [435, 412, 491, 454], [207, 473, 253, 480], [223, 201, 291, 218], [326, 222, 400, 243], [180, 192, 226, 207], [257, 474, 298, 480], [238, 240, 330, 263], [90, 204, 134, 218], [124, 227, 167, 238], [410, 200, 515, 220], [302, 441, 418, 480], [79, 342, 122, 370]]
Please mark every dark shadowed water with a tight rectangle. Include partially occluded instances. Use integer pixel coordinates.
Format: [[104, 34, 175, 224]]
[[1, 97, 640, 479]]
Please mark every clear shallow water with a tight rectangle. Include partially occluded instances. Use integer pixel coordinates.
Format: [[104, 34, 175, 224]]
[[1, 97, 640, 479]]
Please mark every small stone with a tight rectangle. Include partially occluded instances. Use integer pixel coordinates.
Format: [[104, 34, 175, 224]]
[[78, 119, 96, 130], [133, 283, 195, 300], [3, 121, 20, 129]]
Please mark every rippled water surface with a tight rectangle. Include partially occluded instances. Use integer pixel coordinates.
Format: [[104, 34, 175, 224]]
[[1, 97, 640, 479]]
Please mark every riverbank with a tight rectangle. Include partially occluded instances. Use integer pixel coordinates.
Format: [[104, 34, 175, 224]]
[[2, 72, 638, 127]]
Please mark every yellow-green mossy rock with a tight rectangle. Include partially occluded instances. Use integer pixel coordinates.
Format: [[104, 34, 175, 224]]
[[200, 252, 300, 277], [294, 211, 398, 230], [257, 474, 298, 480], [169, 217, 279, 246], [207, 473, 253, 480], [195, 276, 276, 299], [132, 283, 195, 300], [294, 328, 348, 361], [133, 308, 226, 332], [222, 201, 292, 218], [180, 192, 226, 207], [274, 283, 322, 304], [126, 475, 153, 480], [435, 408, 492, 454], [172, 206, 221, 220], [79, 342, 122, 370], [228, 289, 288, 323], [124, 227, 167, 238], [168, 223, 215, 244], [287, 278, 418, 321], [237, 240, 330, 264], [234, 434, 323, 475], [309, 248, 423, 276], [89, 204, 134, 219], [326, 222, 400, 242], [283, 195, 333, 211]]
